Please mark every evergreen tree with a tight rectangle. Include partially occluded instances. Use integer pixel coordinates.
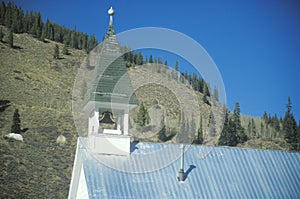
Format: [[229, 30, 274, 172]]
[[260, 122, 264, 138], [53, 44, 59, 59], [86, 34, 97, 53], [218, 111, 238, 146], [136, 102, 150, 127], [272, 114, 281, 132], [0, 28, 3, 42], [283, 97, 297, 149], [0, 1, 6, 25], [297, 121, 300, 150], [263, 111, 268, 123], [202, 81, 210, 105], [40, 25, 46, 41], [11, 109, 21, 134], [213, 86, 219, 101], [157, 57, 163, 64], [149, 55, 153, 63], [194, 116, 203, 144], [192, 74, 199, 91], [62, 43, 69, 55], [190, 114, 196, 137], [174, 60, 179, 72], [158, 115, 167, 142], [233, 102, 247, 143], [247, 121, 252, 137], [8, 28, 13, 48], [251, 118, 256, 137], [4, 1, 12, 28], [208, 111, 216, 136], [134, 52, 143, 65], [172, 60, 179, 81]]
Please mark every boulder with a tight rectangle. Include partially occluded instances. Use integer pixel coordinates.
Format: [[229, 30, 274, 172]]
[[56, 134, 66, 145], [4, 133, 23, 142]]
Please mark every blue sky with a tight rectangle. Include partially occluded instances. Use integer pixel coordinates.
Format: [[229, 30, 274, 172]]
[[11, 0, 300, 121]]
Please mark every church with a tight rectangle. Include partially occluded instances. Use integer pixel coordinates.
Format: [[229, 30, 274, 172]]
[[68, 7, 300, 199]]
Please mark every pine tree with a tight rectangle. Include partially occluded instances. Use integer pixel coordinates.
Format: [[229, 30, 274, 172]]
[[297, 121, 300, 150], [157, 57, 163, 64], [194, 116, 203, 144], [158, 115, 167, 142], [8, 28, 13, 48], [218, 111, 238, 146], [260, 122, 264, 138], [283, 97, 297, 149], [190, 114, 196, 137], [53, 44, 59, 59], [252, 118, 256, 138], [192, 74, 199, 91], [208, 111, 216, 136], [149, 55, 153, 63], [174, 60, 179, 72], [202, 81, 210, 105], [136, 102, 150, 127], [40, 25, 46, 41], [62, 43, 69, 55], [247, 121, 252, 137], [0, 28, 3, 42], [213, 86, 219, 101], [4, 1, 12, 28], [134, 52, 143, 65], [0, 1, 6, 25], [233, 102, 247, 143], [11, 109, 21, 134], [86, 34, 97, 53]]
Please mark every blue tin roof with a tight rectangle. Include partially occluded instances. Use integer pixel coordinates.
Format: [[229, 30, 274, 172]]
[[75, 138, 300, 199]]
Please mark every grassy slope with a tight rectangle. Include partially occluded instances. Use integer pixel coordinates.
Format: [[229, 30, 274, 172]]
[[0, 27, 85, 198]]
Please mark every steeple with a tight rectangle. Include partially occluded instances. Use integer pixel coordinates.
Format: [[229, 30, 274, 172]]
[[83, 6, 138, 109], [106, 6, 115, 37]]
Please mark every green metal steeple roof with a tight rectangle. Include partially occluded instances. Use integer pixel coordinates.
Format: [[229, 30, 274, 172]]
[[84, 17, 138, 108]]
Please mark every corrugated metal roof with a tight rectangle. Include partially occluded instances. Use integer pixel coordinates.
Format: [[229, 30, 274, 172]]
[[73, 138, 300, 199]]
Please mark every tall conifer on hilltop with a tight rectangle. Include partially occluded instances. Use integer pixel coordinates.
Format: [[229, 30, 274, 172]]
[[233, 102, 248, 143], [283, 97, 298, 150], [218, 111, 238, 146]]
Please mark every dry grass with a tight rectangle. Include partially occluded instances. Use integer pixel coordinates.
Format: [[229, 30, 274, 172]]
[[0, 26, 85, 198]]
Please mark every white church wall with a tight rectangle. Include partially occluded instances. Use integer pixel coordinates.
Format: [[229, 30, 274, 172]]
[[88, 109, 99, 134], [88, 134, 130, 155]]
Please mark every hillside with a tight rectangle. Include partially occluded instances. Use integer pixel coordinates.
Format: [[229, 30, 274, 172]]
[[0, 27, 291, 197], [0, 27, 84, 198]]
